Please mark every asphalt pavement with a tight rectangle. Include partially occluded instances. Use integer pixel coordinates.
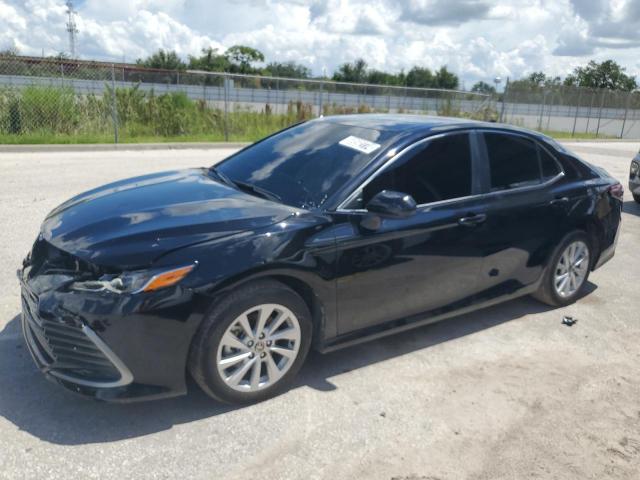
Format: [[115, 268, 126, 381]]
[[0, 143, 639, 479]]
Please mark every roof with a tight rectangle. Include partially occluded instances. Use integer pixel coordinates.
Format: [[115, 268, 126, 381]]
[[321, 113, 480, 132], [320, 113, 550, 141]]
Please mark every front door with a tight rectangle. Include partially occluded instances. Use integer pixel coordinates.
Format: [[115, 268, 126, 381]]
[[333, 132, 488, 335]]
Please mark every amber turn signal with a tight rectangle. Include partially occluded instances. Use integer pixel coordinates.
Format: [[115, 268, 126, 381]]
[[142, 265, 195, 292]]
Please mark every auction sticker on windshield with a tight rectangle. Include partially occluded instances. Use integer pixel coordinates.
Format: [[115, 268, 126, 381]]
[[339, 136, 381, 154]]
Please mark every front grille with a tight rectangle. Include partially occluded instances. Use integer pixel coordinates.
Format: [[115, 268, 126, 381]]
[[21, 287, 123, 385]]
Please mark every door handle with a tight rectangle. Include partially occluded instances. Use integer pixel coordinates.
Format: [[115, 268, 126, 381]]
[[549, 196, 569, 206], [458, 213, 487, 227]]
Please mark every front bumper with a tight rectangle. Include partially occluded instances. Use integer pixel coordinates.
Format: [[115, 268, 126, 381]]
[[19, 269, 206, 402]]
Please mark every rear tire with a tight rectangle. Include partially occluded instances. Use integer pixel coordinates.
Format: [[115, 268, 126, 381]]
[[189, 279, 312, 404], [533, 231, 592, 307], [633, 193, 640, 204]]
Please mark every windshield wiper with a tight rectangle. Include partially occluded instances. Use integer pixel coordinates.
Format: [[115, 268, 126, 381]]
[[208, 167, 282, 203], [207, 166, 236, 188], [233, 181, 282, 203]]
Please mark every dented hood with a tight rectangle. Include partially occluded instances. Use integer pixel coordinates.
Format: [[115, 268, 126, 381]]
[[41, 168, 297, 268]]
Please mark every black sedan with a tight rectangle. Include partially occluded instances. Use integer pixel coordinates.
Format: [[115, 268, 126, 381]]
[[19, 115, 623, 404]]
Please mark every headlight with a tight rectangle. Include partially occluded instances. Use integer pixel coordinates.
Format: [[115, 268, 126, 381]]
[[631, 161, 639, 177], [70, 264, 195, 294]]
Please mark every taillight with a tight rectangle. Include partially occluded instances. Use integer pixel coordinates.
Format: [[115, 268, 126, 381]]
[[608, 183, 624, 201]]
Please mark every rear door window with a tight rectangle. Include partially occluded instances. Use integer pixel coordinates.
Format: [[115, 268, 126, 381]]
[[483, 133, 561, 191], [540, 147, 562, 181]]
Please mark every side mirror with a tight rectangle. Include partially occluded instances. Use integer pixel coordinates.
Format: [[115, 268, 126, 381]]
[[365, 190, 417, 219]]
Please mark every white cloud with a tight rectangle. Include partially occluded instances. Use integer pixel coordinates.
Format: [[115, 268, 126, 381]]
[[0, 1, 26, 30], [0, 0, 639, 86]]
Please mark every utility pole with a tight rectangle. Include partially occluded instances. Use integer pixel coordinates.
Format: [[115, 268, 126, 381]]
[[65, 1, 79, 59]]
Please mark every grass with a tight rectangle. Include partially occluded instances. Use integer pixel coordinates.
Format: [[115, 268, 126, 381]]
[[0, 129, 283, 145], [0, 132, 233, 144], [0, 86, 312, 145], [0, 85, 624, 144], [541, 130, 616, 140], [0, 128, 619, 145]]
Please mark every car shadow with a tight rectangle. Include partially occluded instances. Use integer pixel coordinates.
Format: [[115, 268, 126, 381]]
[[623, 199, 640, 217], [0, 282, 596, 446]]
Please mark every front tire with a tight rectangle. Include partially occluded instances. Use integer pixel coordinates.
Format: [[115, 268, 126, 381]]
[[533, 231, 592, 307], [189, 280, 312, 404]]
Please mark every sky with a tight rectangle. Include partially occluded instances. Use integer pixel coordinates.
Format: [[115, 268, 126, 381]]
[[1, 0, 639, 88]]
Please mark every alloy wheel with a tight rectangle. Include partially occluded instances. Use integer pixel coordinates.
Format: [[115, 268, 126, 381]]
[[554, 240, 589, 298], [216, 303, 301, 392]]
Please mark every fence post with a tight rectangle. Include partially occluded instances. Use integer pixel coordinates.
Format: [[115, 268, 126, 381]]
[[499, 77, 509, 123], [620, 91, 630, 139], [111, 64, 119, 144], [318, 79, 324, 117], [509, 88, 517, 121], [546, 90, 554, 131], [584, 91, 596, 134], [571, 88, 582, 137], [595, 89, 606, 138], [223, 74, 229, 142], [537, 91, 546, 131]]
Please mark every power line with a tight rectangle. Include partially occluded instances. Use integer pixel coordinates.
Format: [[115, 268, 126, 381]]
[[65, 1, 78, 58]]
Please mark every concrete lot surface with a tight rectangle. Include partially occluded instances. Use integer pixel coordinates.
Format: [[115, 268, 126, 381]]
[[0, 143, 639, 479]]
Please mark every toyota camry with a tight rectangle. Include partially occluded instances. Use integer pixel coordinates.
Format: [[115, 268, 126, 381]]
[[19, 115, 623, 404]]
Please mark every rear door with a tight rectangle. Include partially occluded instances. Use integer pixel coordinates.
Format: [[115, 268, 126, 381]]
[[473, 131, 567, 301]]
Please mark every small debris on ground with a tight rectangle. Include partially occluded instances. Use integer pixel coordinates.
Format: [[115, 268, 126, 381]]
[[562, 316, 578, 327]]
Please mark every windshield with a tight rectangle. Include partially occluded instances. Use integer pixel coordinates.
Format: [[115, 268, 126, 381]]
[[215, 120, 396, 209]]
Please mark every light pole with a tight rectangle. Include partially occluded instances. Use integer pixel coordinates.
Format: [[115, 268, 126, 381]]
[[493, 77, 503, 123]]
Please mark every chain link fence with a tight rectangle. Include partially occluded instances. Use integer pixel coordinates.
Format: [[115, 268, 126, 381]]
[[0, 56, 493, 144], [500, 83, 640, 139], [3, 56, 637, 143]]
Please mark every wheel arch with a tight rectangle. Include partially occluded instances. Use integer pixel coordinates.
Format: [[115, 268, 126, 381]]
[[573, 217, 603, 270], [196, 268, 334, 350]]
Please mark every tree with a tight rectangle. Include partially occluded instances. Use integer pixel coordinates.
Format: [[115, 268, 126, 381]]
[[527, 71, 546, 86], [264, 61, 310, 79], [471, 81, 496, 94], [406, 67, 434, 88], [434, 66, 459, 89], [0, 47, 19, 57], [225, 45, 264, 74], [332, 59, 368, 83], [509, 72, 561, 91], [136, 49, 186, 70], [527, 72, 561, 87], [564, 59, 637, 91], [188, 47, 229, 72], [188, 45, 265, 74], [367, 69, 403, 85]]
